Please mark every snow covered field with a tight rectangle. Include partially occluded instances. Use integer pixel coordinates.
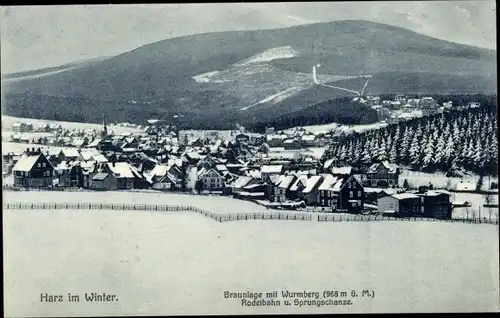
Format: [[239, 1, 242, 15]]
[[1, 115, 144, 134], [3, 190, 499, 315], [285, 122, 389, 135], [400, 170, 499, 191], [3, 207, 498, 316]]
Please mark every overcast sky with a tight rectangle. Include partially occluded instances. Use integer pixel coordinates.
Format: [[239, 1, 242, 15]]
[[1, 1, 496, 74]]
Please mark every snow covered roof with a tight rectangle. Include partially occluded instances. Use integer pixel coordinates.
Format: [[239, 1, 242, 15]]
[[268, 147, 286, 152], [269, 174, 282, 184], [72, 139, 86, 146], [92, 173, 110, 181], [80, 161, 96, 171], [455, 182, 477, 191], [150, 164, 170, 177], [106, 162, 140, 179], [243, 184, 262, 190], [79, 151, 95, 161], [197, 167, 207, 177], [12, 153, 43, 172], [167, 158, 183, 167], [60, 148, 80, 158], [92, 154, 108, 163], [318, 174, 339, 191], [368, 161, 398, 173], [302, 148, 326, 159], [290, 175, 309, 191], [392, 193, 420, 200], [364, 187, 386, 193], [232, 176, 254, 189], [278, 175, 296, 189], [331, 166, 353, 176], [261, 165, 283, 174], [186, 151, 201, 159], [330, 178, 345, 192], [266, 134, 287, 140], [422, 190, 451, 197], [323, 158, 335, 169], [246, 169, 262, 179], [235, 191, 265, 197], [215, 164, 228, 172], [301, 135, 316, 141], [199, 168, 224, 179], [55, 161, 71, 170], [303, 175, 323, 194]]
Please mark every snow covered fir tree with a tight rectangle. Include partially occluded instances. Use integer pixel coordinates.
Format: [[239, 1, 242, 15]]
[[321, 106, 498, 177]]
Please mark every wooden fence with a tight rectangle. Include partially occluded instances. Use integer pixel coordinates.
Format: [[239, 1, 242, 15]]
[[317, 214, 499, 225], [4, 202, 497, 225], [3, 202, 312, 223]]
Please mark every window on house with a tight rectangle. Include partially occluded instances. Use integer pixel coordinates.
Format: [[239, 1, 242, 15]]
[[42, 162, 46, 168], [350, 191, 353, 198], [348, 183, 351, 189], [37, 163, 41, 168], [358, 190, 361, 197]]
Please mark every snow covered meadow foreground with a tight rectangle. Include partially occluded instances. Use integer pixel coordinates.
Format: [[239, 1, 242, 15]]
[[3, 191, 499, 316]]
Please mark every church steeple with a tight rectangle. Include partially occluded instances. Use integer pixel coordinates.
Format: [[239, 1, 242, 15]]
[[102, 114, 108, 138]]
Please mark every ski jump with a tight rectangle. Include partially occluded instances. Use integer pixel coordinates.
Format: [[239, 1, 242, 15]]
[[313, 64, 371, 96]]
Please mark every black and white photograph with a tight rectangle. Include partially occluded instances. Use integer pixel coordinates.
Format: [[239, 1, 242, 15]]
[[1, 2, 498, 316]]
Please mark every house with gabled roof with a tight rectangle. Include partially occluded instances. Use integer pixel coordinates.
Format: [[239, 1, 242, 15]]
[[318, 174, 365, 212], [12, 148, 55, 188], [71, 138, 88, 148], [99, 162, 144, 189], [198, 167, 225, 192], [232, 175, 260, 194], [365, 161, 400, 188], [302, 175, 324, 205], [272, 174, 297, 202], [58, 148, 80, 163], [261, 164, 283, 183], [377, 192, 420, 217], [146, 164, 180, 190], [197, 155, 217, 170], [90, 172, 118, 190], [289, 174, 309, 201]]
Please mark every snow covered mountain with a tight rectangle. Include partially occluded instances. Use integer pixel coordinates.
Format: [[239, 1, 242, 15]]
[[2, 20, 496, 129]]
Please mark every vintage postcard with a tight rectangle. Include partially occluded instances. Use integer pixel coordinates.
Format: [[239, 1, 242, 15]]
[[1, 2, 498, 316]]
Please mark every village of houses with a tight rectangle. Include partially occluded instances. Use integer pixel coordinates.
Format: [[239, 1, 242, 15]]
[[1, 95, 495, 221]]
